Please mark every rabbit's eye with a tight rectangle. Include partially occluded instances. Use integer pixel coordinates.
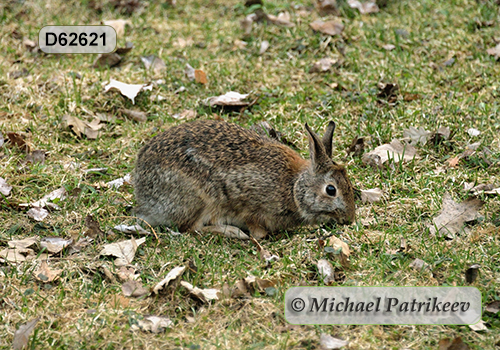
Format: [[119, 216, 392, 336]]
[[325, 184, 336, 196]]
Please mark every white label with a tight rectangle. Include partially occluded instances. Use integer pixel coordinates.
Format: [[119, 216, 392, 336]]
[[39, 26, 116, 54], [285, 287, 481, 325]]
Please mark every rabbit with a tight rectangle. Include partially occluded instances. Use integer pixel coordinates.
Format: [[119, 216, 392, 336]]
[[133, 119, 355, 239]]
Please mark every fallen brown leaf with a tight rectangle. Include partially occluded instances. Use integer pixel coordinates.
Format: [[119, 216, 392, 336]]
[[119, 108, 147, 123], [6, 132, 29, 151], [104, 79, 153, 104], [34, 260, 62, 283], [428, 193, 483, 238], [0, 176, 13, 196], [403, 126, 431, 146], [12, 318, 40, 350], [194, 69, 208, 84], [181, 281, 220, 303], [205, 91, 250, 107], [152, 266, 186, 294], [320, 333, 349, 349], [122, 280, 150, 297], [316, 0, 338, 16], [99, 237, 146, 266], [310, 58, 337, 73], [487, 44, 500, 59], [362, 140, 418, 169], [93, 53, 121, 68], [40, 237, 73, 254], [27, 207, 48, 222], [133, 315, 173, 333], [317, 259, 335, 284], [348, 0, 379, 14], [360, 188, 383, 203], [310, 20, 344, 36], [141, 55, 166, 74]]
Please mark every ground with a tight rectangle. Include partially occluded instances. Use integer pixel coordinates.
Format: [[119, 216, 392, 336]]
[[0, 0, 499, 349]]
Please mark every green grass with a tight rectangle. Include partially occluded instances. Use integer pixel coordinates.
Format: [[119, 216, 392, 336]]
[[1, 0, 500, 348]]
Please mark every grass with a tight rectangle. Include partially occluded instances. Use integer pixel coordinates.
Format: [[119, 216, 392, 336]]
[[1, 0, 500, 348]]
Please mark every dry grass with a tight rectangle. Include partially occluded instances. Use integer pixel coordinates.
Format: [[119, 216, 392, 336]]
[[1, 0, 500, 349]]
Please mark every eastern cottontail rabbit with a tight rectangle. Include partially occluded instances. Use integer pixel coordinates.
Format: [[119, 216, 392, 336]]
[[134, 120, 355, 239]]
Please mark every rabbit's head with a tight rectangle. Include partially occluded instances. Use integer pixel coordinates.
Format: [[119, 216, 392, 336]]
[[294, 122, 356, 226]]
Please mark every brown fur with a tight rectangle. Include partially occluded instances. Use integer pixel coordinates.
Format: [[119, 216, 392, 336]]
[[134, 120, 355, 238]]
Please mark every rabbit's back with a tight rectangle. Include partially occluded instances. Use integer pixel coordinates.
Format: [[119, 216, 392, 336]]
[[134, 120, 308, 230]]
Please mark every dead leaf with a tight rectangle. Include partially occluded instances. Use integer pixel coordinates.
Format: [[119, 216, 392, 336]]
[[428, 193, 483, 238], [113, 224, 148, 235], [0, 247, 35, 263], [231, 279, 250, 298], [185, 63, 195, 81], [316, 0, 338, 15], [194, 69, 208, 84], [152, 266, 186, 294], [20, 187, 66, 210], [244, 276, 275, 294], [8, 237, 39, 249], [487, 44, 500, 59], [180, 281, 220, 303], [233, 39, 248, 50], [485, 301, 500, 314], [99, 237, 146, 266], [173, 37, 193, 48], [12, 318, 40, 350], [240, 14, 256, 35], [360, 188, 383, 203], [106, 173, 132, 189], [0, 130, 4, 147], [122, 280, 149, 297], [40, 237, 73, 254], [134, 315, 173, 333], [172, 109, 197, 120], [205, 91, 250, 107], [317, 259, 335, 284], [93, 53, 122, 68], [347, 136, 364, 156], [377, 82, 399, 100], [469, 319, 487, 332], [320, 333, 349, 349], [27, 207, 49, 222], [467, 128, 480, 137], [0, 177, 12, 196], [310, 20, 344, 36], [403, 126, 431, 146], [362, 139, 418, 169], [447, 156, 460, 167], [310, 58, 337, 73], [409, 258, 430, 271], [34, 261, 62, 283], [248, 235, 279, 263], [326, 236, 350, 266], [103, 19, 129, 37], [62, 115, 103, 139], [430, 126, 452, 145], [259, 40, 270, 55], [115, 41, 134, 55], [141, 55, 166, 74], [348, 0, 379, 14], [117, 266, 139, 282], [7, 132, 29, 151], [267, 12, 294, 27], [104, 79, 153, 104], [465, 264, 480, 283], [119, 108, 147, 122], [23, 38, 38, 52], [382, 44, 395, 51], [438, 337, 470, 350], [25, 150, 46, 165]]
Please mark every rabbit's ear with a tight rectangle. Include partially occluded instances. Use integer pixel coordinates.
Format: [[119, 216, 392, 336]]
[[321, 121, 336, 158], [305, 123, 332, 170]]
